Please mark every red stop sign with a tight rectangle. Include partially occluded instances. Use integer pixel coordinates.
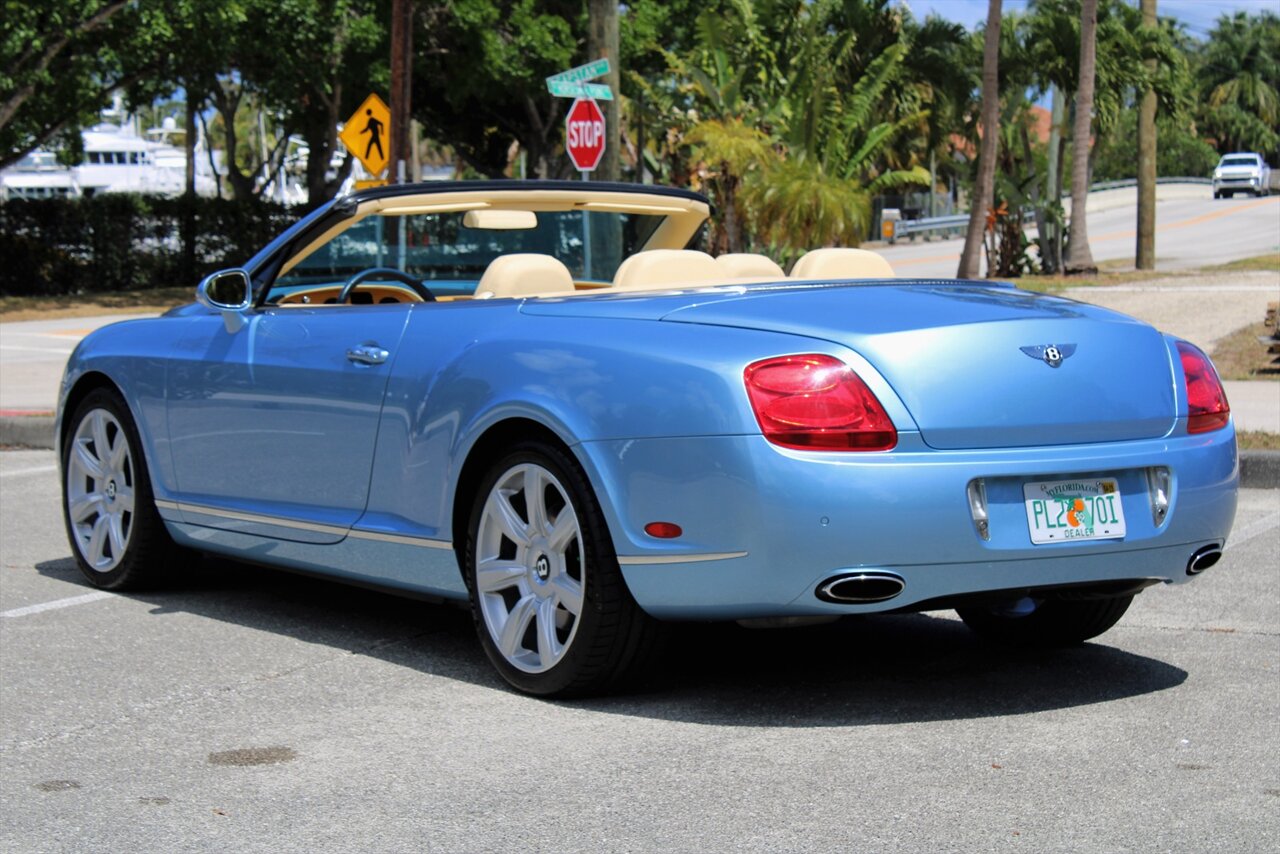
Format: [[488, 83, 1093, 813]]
[[565, 97, 606, 172]]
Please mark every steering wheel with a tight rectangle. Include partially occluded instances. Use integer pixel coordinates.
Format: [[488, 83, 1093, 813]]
[[337, 267, 436, 304]]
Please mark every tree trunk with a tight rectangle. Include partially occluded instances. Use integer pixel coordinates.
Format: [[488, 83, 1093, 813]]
[[1065, 0, 1099, 275], [182, 92, 198, 285], [390, 0, 414, 184], [587, 0, 620, 182], [184, 94, 197, 198], [957, 0, 1001, 280], [1041, 85, 1064, 273], [212, 85, 256, 201], [1136, 0, 1157, 270]]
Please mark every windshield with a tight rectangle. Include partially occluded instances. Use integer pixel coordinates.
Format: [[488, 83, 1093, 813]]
[[1220, 156, 1259, 167], [270, 208, 664, 298]]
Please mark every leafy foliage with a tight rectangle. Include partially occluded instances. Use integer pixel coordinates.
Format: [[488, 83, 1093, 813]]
[[0, 195, 295, 296], [1194, 10, 1280, 157]]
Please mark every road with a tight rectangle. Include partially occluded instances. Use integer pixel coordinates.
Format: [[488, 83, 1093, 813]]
[[1, 447, 1277, 851], [879, 191, 1280, 278]]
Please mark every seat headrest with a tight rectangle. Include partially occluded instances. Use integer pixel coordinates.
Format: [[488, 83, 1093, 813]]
[[790, 248, 895, 280], [714, 253, 786, 279], [474, 254, 574, 299], [611, 249, 722, 290]]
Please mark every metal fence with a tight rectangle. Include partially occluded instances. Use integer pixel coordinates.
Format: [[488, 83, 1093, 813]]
[[880, 177, 1213, 244]]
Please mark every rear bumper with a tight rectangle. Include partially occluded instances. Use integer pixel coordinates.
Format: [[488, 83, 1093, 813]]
[[579, 425, 1238, 619]]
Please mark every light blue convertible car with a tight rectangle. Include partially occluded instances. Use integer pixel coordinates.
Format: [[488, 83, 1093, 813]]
[[58, 181, 1238, 695]]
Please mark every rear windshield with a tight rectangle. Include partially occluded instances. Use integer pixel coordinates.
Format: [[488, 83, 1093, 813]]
[[272, 209, 664, 297]]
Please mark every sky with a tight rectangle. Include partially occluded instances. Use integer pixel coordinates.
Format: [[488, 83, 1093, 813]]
[[898, 0, 1278, 39]]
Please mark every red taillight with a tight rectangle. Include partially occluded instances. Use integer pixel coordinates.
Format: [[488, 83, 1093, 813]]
[[744, 354, 896, 451], [644, 522, 683, 539], [1177, 342, 1230, 434]]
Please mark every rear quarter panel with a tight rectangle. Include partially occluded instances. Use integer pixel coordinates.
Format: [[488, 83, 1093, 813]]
[[363, 300, 911, 542]]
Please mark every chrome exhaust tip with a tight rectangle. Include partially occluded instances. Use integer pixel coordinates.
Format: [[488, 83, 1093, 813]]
[[816, 571, 905, 604], [1187, 545, 1222, 575]]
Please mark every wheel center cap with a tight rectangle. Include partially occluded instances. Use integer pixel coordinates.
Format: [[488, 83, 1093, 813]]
[[105, 480, 117, 500], [533, 554, 551, 581]]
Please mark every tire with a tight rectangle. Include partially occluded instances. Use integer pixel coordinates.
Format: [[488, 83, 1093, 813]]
[[956, 594, 1134, 646], [463, 441, 663, 697], [61, 388, 183, 590]]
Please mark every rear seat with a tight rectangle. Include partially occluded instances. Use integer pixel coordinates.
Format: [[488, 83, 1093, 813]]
[[790, 248, 895, 279], [713, 253, 786, 279], [610, 249, 723, 291]]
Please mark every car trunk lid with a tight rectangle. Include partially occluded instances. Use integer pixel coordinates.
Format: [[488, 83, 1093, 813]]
[[658, 282, 1177, 449]]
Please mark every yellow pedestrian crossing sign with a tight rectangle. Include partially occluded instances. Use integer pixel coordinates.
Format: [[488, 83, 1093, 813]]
[[340, 93, 391, 177]]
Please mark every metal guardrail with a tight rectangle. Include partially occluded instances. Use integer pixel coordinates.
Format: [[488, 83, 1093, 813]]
[[886, 177, 1212, 243], [1087, 177, 1212, 191], [889, 210, 1036, 243]]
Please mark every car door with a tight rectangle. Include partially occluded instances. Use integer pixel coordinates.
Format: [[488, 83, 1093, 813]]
[[166, 303, 410, 543]]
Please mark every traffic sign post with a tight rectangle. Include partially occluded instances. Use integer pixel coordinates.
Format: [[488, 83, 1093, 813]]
[[565, 97, 606, 175], [339, 93, 392, 178]]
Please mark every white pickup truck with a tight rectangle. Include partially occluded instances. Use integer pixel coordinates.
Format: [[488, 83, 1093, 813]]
[[1212, 152, 1272, 198]]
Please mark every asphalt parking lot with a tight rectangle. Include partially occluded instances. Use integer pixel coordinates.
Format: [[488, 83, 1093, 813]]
[[1, 447, 1276, 852]]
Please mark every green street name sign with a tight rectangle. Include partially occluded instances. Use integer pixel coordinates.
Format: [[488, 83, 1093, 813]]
[[546, 80, 614, 100], [546, 58, 611, 86]]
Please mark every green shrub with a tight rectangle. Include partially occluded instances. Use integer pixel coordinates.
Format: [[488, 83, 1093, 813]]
[[0, 195, 298, 296]]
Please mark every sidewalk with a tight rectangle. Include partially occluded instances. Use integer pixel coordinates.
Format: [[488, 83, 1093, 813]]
[[1, 309, 1276, 484]]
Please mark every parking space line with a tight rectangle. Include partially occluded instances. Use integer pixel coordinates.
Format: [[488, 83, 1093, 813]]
[[1, 591, 113, 619], [0, 465, 58, 479], [1227, 511, 1280, 551]]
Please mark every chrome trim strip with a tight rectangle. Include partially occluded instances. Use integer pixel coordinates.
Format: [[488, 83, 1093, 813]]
[[160, 500, 454, 549], [617, 551, 748, 565], [348, 529, 453, 550], [173, 502, 349, 536]]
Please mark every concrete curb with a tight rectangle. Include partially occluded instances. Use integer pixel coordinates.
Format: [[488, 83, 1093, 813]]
[[4, 414, 1278, 488], [1240, 450, 1280, 490], [0, 415, 55, 451]]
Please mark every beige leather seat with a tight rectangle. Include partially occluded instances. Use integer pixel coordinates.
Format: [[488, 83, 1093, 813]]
[[790, 248, 895, 280], [714, 253, 786, 279], [474, 254, 575, 299], [611, 249, 722, 291]]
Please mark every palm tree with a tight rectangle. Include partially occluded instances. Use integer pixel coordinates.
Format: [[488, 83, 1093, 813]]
[[685, 118, 774, 254], [958, 0, 1002, 279], [1065, 0, 1098, 274], [1195, 10, 1280, 155], [748, 41, 930, 262]]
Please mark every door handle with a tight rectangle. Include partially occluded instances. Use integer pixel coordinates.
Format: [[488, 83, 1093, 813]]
[[346, 345, 390, 365]]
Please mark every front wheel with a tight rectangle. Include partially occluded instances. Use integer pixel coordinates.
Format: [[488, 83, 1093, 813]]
[[956, 594, 1134, 646], [464, 441, 662, 696], [61, 388, 183, 590]]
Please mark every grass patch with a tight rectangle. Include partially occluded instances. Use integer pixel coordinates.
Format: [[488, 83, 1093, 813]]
[[1204, 253, 1280, 273], [1015, 268, 1177, 294], [1238, 430, 1280, 451], [0, 287, 192, 322], [1211, 321, 1280, 381], [1014, 252, 1279, 293]]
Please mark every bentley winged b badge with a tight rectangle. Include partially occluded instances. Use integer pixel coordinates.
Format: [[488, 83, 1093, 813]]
[[1020, 343, 1077, 368]]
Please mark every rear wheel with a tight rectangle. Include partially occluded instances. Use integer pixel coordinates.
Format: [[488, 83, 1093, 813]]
[[956, 594, 1134, 646], [464, 441, 662, 696], [61, 388, 183, 590]]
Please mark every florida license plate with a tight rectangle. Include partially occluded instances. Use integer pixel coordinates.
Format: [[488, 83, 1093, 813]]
[[1023, 478, 1127, 544]]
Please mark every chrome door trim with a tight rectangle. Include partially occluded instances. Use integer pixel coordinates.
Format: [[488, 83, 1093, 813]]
[[158, 499, 453, 549]]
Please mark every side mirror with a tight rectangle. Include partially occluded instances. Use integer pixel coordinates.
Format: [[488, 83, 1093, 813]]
[[196, 269, 253, 332]]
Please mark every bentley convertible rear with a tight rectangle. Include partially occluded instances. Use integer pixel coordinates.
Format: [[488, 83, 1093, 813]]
[[55, 180, 1238, 697]]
